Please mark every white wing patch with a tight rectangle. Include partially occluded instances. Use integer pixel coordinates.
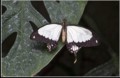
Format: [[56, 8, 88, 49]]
[[67, 26, 92, 43], [38, 24, 62, 41]]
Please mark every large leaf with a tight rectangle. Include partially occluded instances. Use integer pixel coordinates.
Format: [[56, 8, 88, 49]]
[[84, 60, 117, 76], [82, 14, 119, 76], [2, 0, 87, 76]]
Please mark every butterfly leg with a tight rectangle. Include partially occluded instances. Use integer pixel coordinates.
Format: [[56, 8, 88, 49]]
[[67, 44, 81, 63], [70, 45, 81, 64], [47, 42, 57, 52], [47, 43, 52, 52]]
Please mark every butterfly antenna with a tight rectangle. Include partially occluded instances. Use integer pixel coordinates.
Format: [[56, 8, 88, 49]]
[[73, 52, 77, 64]]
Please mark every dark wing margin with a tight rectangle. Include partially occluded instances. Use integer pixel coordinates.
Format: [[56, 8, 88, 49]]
[[66, 30, 100, 53], [30, 24, 62, 51], [30, 31, 57, 51]]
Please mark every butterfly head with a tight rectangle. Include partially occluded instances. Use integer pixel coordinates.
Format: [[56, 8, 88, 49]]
[[63, 19, 67, 24]]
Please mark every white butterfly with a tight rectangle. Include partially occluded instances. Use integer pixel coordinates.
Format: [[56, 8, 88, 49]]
[[30, 21, 99, 63]]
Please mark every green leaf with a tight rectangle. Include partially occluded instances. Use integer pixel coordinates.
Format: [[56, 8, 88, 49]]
[[84, 60, 117, 76], [2, 1, 87, 76], [44, 1, 87, 24], [82, 14, 119, 76]]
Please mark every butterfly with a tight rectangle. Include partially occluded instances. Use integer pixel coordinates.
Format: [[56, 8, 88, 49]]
[[30, 20, 99, 63]]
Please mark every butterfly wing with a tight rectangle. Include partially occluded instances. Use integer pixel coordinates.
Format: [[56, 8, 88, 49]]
[[67, 26, 99, 53], [30, 24, 62, 51]]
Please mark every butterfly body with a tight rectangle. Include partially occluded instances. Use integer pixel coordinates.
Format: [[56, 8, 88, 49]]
[[61, 20, 67, 43]]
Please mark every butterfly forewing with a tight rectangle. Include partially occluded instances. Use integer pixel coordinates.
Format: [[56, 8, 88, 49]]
[[66, 26, 99, 53], [30, 24, 62, 51]]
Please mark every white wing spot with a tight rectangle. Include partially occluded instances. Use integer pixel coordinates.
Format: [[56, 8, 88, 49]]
[[71, 45, 79, 52], [33, 36, 35, 39], [96, 40, 98, 43]]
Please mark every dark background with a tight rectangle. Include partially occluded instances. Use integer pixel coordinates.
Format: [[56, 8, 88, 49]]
[[2, 1, 119, 76]]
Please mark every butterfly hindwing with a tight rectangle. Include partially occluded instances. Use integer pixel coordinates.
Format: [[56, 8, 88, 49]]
[[66, 26, 99, 53], [30, 24, 62, 51]]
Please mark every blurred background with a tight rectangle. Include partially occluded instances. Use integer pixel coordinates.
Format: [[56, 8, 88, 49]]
[[2, 1, 119, 76]]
